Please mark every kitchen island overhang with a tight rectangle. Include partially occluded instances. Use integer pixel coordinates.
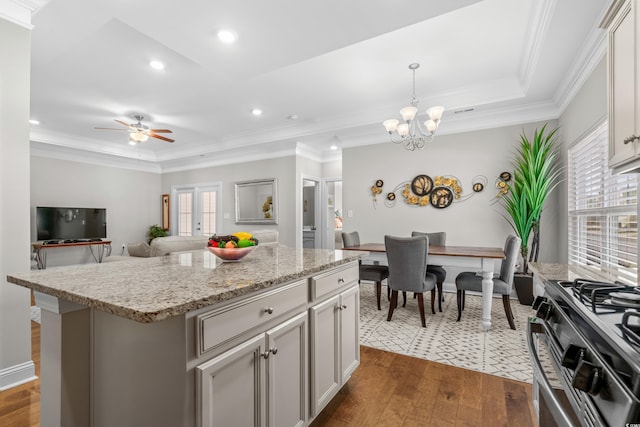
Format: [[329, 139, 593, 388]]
[[8, 246, 368, 427]]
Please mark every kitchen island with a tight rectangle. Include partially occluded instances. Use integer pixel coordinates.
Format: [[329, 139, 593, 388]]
[[7, 246, 367, 427]]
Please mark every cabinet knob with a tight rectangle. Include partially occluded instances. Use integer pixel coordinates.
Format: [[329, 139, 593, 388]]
[[261, 348, 278, 358], [337, 304, 347, 311], [623, 135, 639, 144], [264, 307, 274, 315]]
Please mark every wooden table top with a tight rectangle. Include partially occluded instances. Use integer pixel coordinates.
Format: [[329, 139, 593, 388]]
[[342, 243, 505, 259]]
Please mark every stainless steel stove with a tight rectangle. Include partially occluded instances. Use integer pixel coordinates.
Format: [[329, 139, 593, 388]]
[[527, 278, 640, 426]]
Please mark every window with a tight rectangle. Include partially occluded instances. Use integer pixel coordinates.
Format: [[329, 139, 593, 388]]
[[568, 122, 638, 284], [172, 184, 221, 237]]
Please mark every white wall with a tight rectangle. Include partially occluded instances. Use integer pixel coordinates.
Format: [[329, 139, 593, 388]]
[[30, 156, 162, 266], [342, 120, 561, 263], [557, 56, 608, 264], [0, 18, 34, 390]]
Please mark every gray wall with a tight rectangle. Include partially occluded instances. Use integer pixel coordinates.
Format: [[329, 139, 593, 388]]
[[1, 18, 33, 389], [161, 156, 298, 247], [30, 156, 162, 266], [342, 120, 560, 264]]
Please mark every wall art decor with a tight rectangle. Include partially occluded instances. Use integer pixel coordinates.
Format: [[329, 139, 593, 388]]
[[370, 179, 384, 208], [373, 173, 487, 210]]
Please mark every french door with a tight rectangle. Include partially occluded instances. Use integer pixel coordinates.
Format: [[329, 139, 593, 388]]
[[172, 183, 221, 236]]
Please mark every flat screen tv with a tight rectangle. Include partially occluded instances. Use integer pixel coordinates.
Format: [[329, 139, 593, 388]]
[[36, 207, 107, 241]]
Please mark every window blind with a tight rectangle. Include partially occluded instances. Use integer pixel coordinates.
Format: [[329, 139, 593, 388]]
[[567, 122, 639, 285]]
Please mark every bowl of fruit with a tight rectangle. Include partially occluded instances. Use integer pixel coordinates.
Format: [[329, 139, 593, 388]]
[[207, 232, 259, 262]]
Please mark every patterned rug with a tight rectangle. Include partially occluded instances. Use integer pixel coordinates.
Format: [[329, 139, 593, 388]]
[[359, 283, 535, 383]]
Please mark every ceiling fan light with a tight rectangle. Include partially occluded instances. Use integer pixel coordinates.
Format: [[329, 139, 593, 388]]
[[130, 131, 149, 142]]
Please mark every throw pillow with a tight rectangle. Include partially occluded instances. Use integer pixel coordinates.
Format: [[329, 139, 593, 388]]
[[127, 241, 151, 257]]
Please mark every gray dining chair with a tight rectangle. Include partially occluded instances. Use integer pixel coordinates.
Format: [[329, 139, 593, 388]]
[[385, 234, 437, 327], [411, 231, 447, 312], [342, 231, 389, 310], [454, 234, 521, 330]]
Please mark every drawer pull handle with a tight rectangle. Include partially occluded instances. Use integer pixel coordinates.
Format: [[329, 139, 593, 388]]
[[264, 307, 274, 315], [271, 347, 278, 355], [624, 135, 639, 144], [338, 278, 345, 283]]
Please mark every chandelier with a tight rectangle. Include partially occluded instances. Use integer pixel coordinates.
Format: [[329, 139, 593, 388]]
[[382, 63, 445, 151]]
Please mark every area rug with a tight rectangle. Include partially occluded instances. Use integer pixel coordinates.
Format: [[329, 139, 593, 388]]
[[358, 283, 535, 383]]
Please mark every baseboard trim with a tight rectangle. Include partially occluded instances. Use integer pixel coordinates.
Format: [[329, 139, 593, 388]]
[[0, 360, 37, 391]]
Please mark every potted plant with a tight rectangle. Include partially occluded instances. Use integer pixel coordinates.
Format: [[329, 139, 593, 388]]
[[148, 224, 168, 243], [502, 124, 561, 305]]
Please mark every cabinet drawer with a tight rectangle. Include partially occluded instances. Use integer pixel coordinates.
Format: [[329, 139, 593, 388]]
[[197, 280, 306, 355], [310, 263, 359, 301]]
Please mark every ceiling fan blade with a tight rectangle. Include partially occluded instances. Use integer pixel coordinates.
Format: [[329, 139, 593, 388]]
[[95, 127, 128, 131], [150, 132, 175, 143], [114, 119, 133, 128], [149, 129, 173, 133]]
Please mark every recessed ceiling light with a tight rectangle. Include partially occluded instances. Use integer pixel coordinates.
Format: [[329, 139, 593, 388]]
[[149, 60, 165, 70], [288, 114, 298, 120], [251, 108, 262, 117], [330, 145, 338, 150], [217, 29, 238, 44], [29, 119, 40, 125]]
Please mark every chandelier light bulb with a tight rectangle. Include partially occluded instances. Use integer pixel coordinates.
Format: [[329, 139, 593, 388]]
[[381, 63, 445, 150], [383, 119, 399, 133], [400, 106, 417, 122]]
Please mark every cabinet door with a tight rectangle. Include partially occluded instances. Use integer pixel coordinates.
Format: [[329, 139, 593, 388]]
[[309, 294, 340, 417], [609, 0, 637, 167], [339, 284, 360, 383], [265, 312, 307, 427], [196, 334, 265, 427]]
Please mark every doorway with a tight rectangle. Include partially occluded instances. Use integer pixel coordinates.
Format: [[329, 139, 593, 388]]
[[302, 178, 320, 248], [171, 183, 221, 236]]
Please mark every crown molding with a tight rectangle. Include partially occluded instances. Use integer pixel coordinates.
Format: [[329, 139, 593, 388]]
[[0, 0, 48, 29]]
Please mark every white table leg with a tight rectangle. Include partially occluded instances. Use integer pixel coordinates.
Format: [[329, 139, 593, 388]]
[[480, 259, 495, 331]]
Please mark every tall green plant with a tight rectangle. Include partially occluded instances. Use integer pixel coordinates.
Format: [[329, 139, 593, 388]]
[[501, 124, 561, 274]]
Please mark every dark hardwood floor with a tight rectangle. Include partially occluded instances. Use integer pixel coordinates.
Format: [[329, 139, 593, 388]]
[[0, 322, 535, 427]]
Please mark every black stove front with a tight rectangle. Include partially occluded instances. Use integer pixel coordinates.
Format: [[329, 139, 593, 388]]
[[527, 278, 640, 427]]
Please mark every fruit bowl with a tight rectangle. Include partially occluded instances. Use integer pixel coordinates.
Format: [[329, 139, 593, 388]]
[[207, 245, 257, 262]]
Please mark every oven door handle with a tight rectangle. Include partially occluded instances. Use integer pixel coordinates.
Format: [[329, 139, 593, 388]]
[[527, 320, 579, 427]]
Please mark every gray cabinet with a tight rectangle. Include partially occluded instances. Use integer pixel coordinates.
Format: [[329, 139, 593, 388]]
[[308, 264, 360, 419], [196, 312, 307, 427], [606, 0, 640, 172]]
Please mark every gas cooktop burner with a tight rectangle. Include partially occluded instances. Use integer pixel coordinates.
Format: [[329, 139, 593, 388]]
[[559, 278, 637, 313]]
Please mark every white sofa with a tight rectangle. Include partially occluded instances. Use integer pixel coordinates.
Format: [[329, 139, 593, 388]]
[[105, 229, 281, 261]]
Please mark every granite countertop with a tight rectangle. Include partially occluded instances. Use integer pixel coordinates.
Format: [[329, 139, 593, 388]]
[[7, 247, 367, 323], [529, 262, 616, 283]]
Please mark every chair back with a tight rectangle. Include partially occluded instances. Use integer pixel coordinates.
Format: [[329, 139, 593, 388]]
[[385, 235, 429, 293], [411, 231, 446, 246], [341, 231, 360, 248], [499, 234, 521, 289]]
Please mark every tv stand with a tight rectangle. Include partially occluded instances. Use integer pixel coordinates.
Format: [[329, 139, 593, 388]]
[[32, 240, 112, 269]]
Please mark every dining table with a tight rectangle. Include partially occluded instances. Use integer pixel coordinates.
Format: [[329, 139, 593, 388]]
[[341, 243, 505, 331]]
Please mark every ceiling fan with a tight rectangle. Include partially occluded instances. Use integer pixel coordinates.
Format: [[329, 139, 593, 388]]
[[95, 114, 174, 144]]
